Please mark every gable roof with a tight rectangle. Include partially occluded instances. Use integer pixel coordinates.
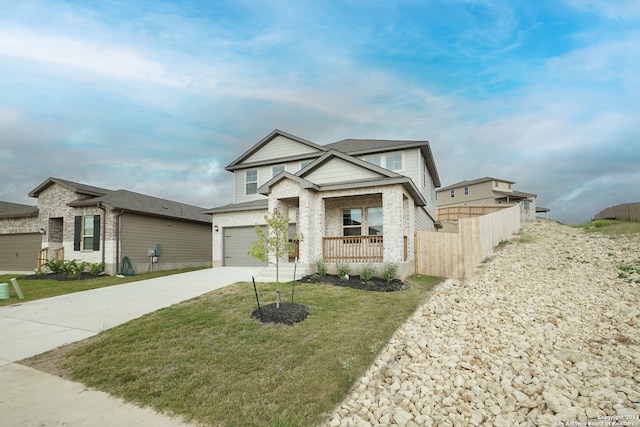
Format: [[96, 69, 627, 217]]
[[298, 149, 402, 180], [69, 189, 211, 223], [225, 129, 327, 171], [325, 138, 441, 187], [256, 151, 428, 206], [29, 177, 210, 224], [0, 201, 39, 219], [438, 177, 516, 192], [29, 177, 111, 198]]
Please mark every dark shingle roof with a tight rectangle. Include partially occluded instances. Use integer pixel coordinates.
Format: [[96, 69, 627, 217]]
[[69, 189, 211, 223], [29, 177, 210, 224], [0, 201, 38, 219]]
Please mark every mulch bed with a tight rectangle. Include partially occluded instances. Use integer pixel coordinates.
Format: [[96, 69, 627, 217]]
[[297, 274, 408, 292], [251, 302, 310, 325], [20, 272, 106, 281]]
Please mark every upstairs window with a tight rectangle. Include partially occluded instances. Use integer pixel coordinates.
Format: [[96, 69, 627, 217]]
[[364, 155, 381, 166], [450, 189, 455, 198], [464, 186, 469, 196], [363, 153, 402, 170], [272, 165, 285, 177], [386, 154, 402, 171], [245, 170, 257, 195]]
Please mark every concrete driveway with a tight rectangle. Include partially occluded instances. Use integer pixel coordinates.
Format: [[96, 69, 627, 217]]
[[0, 267, 252, 426]]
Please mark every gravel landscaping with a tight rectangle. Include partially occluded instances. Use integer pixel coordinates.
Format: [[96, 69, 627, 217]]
[[322, 220, 640, 427]]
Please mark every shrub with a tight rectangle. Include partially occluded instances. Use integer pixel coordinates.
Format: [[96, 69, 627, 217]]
[[315, 259, 328, 276], [360, 263, 375, 282], [62, 259, 88, 279], [336, 263, 350, 281], [382, 261, 399, 283], [45, 258, 65, 273], [89, 262, 105, 276]]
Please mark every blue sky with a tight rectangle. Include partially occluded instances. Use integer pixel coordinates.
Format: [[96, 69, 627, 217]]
[[1, 0, 638, 223]]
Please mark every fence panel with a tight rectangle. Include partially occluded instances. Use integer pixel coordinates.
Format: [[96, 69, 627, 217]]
[[416, 205, 521, 279]]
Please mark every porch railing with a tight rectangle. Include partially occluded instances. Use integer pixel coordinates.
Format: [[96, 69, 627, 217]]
[[322, 235, 384, 263]]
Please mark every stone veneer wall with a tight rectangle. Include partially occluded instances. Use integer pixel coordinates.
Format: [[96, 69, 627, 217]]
[[211, 209, 268, 267]]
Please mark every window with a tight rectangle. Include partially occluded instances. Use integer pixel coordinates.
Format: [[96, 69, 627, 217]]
[[367, 207, 383, 235], [364, 155, 381, 166], [363, 153, 402, 170], [343, 209, 362, 236], [495, 181, 499, 188], [245, 170, 257, 195], [300, 161, 311, 169], [272, 165, 284, 177], [74, 215, 100, 251], [508, 183, 513, 190], [82, 216, 94, 249], [386, 154, 402, 170], [450, 189, 455, 198], [464, 186, 469, 196]]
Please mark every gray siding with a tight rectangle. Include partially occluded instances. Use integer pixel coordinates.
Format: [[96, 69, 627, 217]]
[[245, 135, 322, 163], [120, 213, 212, 272], [304, 158, 380, 184]]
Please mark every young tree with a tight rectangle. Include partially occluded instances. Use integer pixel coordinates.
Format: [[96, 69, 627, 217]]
[[249, 208, 302, 308]]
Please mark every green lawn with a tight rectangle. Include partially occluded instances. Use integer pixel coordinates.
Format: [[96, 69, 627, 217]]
[[23, 274, 441, 427], [0, 268, 206, 307]]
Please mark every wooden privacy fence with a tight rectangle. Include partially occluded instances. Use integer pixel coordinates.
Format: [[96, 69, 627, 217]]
[[416, 205, 521, 279], [437, 204, 512, 221]]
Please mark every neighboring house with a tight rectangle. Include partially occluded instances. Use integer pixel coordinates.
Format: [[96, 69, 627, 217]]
[[436, 177, 537, 222], [204, 129, 441, 279], [0, 178, 212, 275]]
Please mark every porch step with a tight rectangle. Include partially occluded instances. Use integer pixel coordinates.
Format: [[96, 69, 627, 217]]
[[253, 263, 310, 283]]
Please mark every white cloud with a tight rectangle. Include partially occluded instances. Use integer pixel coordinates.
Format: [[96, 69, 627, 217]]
[[0, 27, 189, 87]]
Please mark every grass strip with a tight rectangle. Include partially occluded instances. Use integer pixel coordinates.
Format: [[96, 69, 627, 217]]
[[29, 275, 440, 427], [0, 268, 206, 306]]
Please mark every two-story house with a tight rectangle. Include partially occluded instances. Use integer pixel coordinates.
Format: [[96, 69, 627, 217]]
[[436, 177, 537, 222], [205, 129, 441, 279]]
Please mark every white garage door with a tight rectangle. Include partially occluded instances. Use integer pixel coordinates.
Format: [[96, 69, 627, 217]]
[[223, 226, 267, 267], [0, 233, 41, 271]]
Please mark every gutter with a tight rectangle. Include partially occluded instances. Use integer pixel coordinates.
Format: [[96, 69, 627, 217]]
[[98, 203, 107, 267]]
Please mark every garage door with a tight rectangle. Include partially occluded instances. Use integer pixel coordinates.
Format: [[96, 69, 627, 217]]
[[223, 226, 267, 267], [0, 233, 41, 271]]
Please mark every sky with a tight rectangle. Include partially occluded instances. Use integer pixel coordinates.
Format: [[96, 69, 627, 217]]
[[1, 0, 638, 224]]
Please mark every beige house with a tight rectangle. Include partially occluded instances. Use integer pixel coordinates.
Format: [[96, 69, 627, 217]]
[[205, 129, 441, 279], [436, 177, 537, 222], [0, 178, 212, 275]]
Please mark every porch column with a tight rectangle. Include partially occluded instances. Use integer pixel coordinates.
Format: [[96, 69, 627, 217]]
[[298, 190, 321, 266], [382, 187, 404, 263]]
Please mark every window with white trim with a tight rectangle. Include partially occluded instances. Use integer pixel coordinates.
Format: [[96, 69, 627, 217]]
[[367, 207, 383, 235], [450, 189, 455, 198], [464, 186, 469, 196], [364, 155, 381, 166], [272, 165, 284, 177], [342, 209, 362, 236], [245, 170, 257, 195], [386, 153, 402, 170]]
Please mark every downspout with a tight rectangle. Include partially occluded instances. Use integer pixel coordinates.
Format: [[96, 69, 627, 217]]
[[98, 203, 107, 267], [114, 210, 124, 274]]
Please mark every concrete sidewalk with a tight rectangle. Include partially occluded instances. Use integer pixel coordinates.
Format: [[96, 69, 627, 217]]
[[0, 267, 253, 426]]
